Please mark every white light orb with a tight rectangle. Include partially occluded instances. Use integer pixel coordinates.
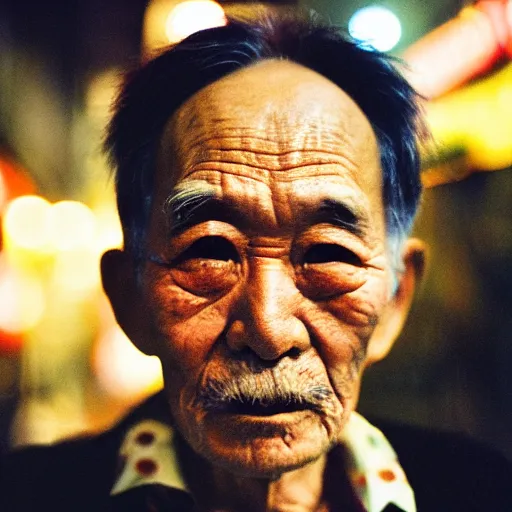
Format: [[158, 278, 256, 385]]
[[348, 5, 402, 52], [165, 0, 226, 44], [3, 195, 52, 251], [47, 201, 96, 251]]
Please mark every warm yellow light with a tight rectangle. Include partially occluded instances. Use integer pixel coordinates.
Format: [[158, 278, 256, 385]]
[[165, 0, 226, 44], [143, 0, 226, 57], [3, 195, 52, 251], [52, 249, 101, 294], [86, 68, 123, 121], [426, 63, 512, 172], [0, 267, 45, 333], [93, 205, 123, 254], [94, 326, 163, 398], [48, 201, 96, 251]]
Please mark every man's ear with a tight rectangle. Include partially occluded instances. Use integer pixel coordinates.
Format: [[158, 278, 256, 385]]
[[365, 238, 427, 366], [101, 249, 155, 356]]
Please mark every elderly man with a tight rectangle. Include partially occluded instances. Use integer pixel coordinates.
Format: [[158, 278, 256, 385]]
[[2, 12, 511, 512]]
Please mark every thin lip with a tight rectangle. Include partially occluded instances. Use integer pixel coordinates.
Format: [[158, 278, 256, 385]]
[[211, 406, 318, 420], [214, 409, 315, 423], [205, 400, 319, 416]]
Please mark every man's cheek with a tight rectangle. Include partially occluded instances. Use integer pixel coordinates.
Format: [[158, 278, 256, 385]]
[[145, 272, 212, 320], [305, 283, 387, 387], [309, 298, 381, 363], [145, 277, 232, 370], [323, 277, 388, 328]]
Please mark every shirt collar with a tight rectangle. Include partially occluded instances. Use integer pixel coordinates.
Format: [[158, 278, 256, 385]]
[[111, 412, 416, 512]]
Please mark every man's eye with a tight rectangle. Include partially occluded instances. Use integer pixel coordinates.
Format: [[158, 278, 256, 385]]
[[173, 236, 240, 265], [303, 244, 361, 266], [167, 236, 241, 297], [297, 243, 365, 300]]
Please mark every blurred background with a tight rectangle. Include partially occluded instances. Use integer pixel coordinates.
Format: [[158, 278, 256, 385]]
[[0, 0, 511, 460]]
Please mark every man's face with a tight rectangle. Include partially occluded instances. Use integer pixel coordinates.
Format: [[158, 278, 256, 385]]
[[121, 61, 398, 476]]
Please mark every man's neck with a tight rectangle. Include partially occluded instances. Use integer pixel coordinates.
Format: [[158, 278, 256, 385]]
[[212, 457, 327, 512]]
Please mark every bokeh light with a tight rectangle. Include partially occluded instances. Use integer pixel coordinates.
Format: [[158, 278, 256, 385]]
[[165, 0, 226, 44], [86, 68, 123, 124], [47, 201, 96, 252], [348, 5, 402, 52], [0, 268, 45, 333], [52, 249, 101, 294], [94, 326, 163, 399], [93, 205, 123, 255], [3, 195, 52, 251]]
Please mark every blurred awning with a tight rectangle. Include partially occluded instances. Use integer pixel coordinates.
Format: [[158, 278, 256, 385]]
[[422, 62, 512, 187]]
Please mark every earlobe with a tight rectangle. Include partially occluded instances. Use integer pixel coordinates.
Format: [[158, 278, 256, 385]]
[[101, 249, 155, 355], [365, 238, 427, 366]]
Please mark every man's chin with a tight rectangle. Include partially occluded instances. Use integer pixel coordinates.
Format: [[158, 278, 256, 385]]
[[196, 409, 335, 477]]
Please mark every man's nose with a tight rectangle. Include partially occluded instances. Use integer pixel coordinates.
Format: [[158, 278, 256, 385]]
[[226, 258, 310, 360]]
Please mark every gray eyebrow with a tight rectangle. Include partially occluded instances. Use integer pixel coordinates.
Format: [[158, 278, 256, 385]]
[[163, 182, 218, 236], [163, 180, 255, 237], [314, 199, 368, 237], [163, 183, 369, 238]]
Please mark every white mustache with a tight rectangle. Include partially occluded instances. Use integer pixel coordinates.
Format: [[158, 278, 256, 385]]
[[196, 365, 334, 413]]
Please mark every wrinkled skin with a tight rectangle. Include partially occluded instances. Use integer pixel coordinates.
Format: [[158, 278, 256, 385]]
[[103, 60, 422, 511]]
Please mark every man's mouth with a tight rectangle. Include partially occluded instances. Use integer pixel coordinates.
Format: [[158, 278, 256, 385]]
[[212, 397, 315, 416], [197, 372, 333, 417]]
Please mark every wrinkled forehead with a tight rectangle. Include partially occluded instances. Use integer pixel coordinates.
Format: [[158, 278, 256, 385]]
[[157, 59, 381, 190]]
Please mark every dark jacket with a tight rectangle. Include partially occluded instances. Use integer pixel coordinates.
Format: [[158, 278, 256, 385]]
[[1, 393, 511, 512]]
